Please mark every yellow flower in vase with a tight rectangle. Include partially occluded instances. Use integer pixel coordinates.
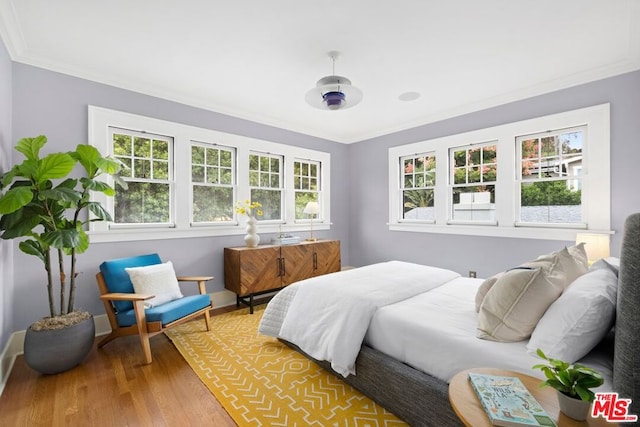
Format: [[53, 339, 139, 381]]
[[234, 200, 263, 219], [235, 200, 262, 248]]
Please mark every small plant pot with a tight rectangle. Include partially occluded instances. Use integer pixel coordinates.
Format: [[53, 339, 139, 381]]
[[557, 391, 591, 421]]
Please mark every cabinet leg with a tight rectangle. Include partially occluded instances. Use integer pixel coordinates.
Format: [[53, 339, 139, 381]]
[[249, 294, 254, 314], [236, 295, 240, 308]]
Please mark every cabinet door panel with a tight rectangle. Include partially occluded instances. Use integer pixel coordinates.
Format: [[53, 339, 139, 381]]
[[225, 247, 282, 295], [281, 244, 314, 284], [312, 241, 341, 276]]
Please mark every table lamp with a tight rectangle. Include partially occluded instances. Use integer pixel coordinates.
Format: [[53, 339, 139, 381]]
[[303, 202, 320, 241]]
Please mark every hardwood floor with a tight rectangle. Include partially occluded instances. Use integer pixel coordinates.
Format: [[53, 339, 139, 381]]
[[0, 307, 240, 426]]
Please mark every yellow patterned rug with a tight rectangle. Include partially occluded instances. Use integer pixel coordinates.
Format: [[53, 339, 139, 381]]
[[165, 305, 406, 426]]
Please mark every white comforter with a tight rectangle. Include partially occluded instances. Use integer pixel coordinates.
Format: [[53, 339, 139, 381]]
[[258, 261, 460, 377]]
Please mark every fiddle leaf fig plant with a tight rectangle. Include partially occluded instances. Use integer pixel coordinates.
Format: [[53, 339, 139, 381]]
[[532, 348, 604, 402], [0, 135, 124, 325]]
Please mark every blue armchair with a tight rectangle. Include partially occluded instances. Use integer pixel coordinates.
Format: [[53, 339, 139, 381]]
[[96, 253, 213, 364]]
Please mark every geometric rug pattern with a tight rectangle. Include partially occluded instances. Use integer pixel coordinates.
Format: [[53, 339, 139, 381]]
[[165, 305, 407, 426]]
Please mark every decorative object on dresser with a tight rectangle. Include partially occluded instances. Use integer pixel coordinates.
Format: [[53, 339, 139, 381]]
[[234, 199, 263, 248], [303, 201, 320, 241], [271, 224, 301, 245], [224, 240, 340, 313], [271, 235, 301, 245]]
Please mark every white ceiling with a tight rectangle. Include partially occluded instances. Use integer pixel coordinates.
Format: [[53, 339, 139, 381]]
[[1, 0, 639, 143]]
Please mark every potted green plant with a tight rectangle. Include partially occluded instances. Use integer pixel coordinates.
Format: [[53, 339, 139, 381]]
[[532, 348, 604, 421], [0, 135, 123, 374]]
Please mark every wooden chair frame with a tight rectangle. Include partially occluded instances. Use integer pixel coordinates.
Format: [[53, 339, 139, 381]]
[[96, 273, 213, 364]]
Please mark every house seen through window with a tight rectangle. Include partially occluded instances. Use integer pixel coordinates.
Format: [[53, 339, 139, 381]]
[[387, 104, 610, 240], [517, 127, 584, 225]]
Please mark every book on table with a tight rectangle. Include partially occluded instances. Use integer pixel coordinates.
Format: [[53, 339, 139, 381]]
[[467, 373, 557, 427]]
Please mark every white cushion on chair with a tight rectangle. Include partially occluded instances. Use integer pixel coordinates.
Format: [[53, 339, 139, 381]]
[[126, 261, 183, 308]]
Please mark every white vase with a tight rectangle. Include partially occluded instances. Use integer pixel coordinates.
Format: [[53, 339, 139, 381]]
[[244, 216, 260, 248]]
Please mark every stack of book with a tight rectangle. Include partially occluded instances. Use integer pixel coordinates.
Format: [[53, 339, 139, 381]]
[[271, 236, 301, 245], [468, 373, 557, 427]]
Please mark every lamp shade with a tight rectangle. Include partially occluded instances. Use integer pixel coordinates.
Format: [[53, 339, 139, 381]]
[[576, 232, 610, 265], [305, 75, 363, 111], [303, 201, 320, 215]]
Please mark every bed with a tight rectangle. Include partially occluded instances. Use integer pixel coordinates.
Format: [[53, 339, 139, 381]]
[[258, 213, 640, 426]]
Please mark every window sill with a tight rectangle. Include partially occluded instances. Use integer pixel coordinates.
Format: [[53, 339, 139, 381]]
[[89, 222, 331, 243], [388, 222, 612, 241]]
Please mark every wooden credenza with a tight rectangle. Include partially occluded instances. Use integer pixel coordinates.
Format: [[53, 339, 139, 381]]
[[224, 240, 341, 313]]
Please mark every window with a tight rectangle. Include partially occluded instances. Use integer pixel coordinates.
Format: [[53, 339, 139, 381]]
[[89, 106, 331, 242], [450, 143, 497, 223], [249, 152, 283, 221], [400, 153, 436, 222], [294, 159, 321, 219], [517, 127, 584, 225], [191, 142, 235, 223], [111, 128, 172, 225], [388, 104, 610, 240]]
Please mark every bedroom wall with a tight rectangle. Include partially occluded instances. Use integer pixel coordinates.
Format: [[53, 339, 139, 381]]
[[0, 39, 13, 354], [10, 63, 351, 331], [348, 70, 640, 278]]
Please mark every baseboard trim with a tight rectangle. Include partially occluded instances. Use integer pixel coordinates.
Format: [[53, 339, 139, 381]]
[[0, 290, 236, 396]]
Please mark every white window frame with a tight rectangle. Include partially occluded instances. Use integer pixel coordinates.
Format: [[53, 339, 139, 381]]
[[399, 152, 436, 223], [109, 127, 175, 227], [294, 158, 322, 221], [448, 141, 498, 226], [190, 141, 236, 225], [515, 126, 586, 228], [89, 106, 331, 242], [249, 151, 284, 222], [388, 104, 610, 240]]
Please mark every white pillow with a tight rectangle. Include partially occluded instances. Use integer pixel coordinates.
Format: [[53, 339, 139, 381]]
[[530, 246, 584, 288], [567, 242, 589, 271], [526, 266, 617, 363], [474, 271, 505, 313], [477, 262, 564, 342], [474, 246, 579, 312], [126, 261, 183, 308], [590, 257, 620, 276]]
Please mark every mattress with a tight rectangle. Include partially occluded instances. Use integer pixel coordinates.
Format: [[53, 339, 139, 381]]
[[364, 276, 613, 390]]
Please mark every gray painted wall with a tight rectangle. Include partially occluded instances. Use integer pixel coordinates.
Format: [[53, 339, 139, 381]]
[[10, 63, 351, 331], [0, 40, 13, 351], [347, 70, 640, 278], [4, 55, 640, 336]]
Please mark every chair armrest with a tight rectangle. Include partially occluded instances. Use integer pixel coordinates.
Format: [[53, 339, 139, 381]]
[[176, 276, 214, 295], [100, 292, 154, 302], [177, 276, 214, 282]]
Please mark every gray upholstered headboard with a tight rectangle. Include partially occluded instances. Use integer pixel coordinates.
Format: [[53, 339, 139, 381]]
[[613, 212, 640, 416]]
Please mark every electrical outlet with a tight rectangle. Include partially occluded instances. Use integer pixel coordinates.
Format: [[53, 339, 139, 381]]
[[469, 271, 477, 278]]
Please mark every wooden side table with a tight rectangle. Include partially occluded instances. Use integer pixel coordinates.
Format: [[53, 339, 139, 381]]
[[448, 368, 615, 427]]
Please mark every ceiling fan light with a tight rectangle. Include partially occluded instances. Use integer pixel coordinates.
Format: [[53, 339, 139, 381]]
[[323, 91, 346, 110]]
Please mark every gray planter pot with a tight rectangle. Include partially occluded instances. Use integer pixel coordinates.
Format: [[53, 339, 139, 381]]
[[24, 315, 95, 375], [557, 391, 591, 421]]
